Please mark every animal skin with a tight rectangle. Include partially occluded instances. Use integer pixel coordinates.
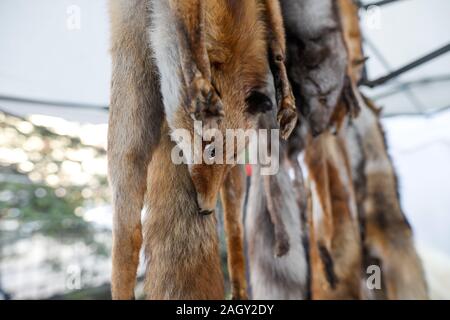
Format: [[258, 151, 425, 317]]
[[108, 0, 295, 300], [247, 0, 428, 300], [108, 0, 164, 300], [338, 0, 428, 299], [253, 102, 427, 300], [303, 125, 363, 300], [298, 1, 362, 299], [246, 166, 309, 300], [245, 112, 309, 300], [245, 0, 354, 300], [345, 99, 429, 300], [220, 165, 248, 299], [149, 0, 297, 216], [143, 123, 224, 299], [281, 0, 347, 136]]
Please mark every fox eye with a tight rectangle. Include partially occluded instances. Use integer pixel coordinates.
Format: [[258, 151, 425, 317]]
[[205, 143, 216, 161], [245, 91, 273, 115]]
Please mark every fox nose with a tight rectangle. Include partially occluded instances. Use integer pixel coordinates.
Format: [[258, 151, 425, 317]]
[[199, 209, 214, 216], [196, 193, 215, 216]]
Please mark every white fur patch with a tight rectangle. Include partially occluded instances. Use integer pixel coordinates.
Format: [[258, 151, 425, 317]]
[[310, 180, 325, 229], [148, 0, 182, 126]]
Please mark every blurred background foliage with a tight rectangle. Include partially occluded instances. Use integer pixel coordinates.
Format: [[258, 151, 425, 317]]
[[0, 110, 112, 299], [0, 110, 108, 238]]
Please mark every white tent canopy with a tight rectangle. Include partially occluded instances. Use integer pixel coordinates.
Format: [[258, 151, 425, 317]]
[[360, 0, 450, 116], [0, 0, 111, 123]]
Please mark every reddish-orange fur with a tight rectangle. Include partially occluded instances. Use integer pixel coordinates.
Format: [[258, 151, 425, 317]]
[[349, 99, 429, 300], [220, 165, 247, 299], [305, 131, 363, 299], [144, 124, 224, 299], [108, 0, 163, 299], [108, 0, 294, 300]]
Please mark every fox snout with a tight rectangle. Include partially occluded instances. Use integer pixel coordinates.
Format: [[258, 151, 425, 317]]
[[197, 192, 215, 216], [199, 210, 214, 216], [189, 164, 226, 216]]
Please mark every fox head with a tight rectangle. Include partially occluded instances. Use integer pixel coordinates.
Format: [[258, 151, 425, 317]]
[[166, 0, 283, 214], [171, 85, 275, 214], [171, 50, 276, 213]]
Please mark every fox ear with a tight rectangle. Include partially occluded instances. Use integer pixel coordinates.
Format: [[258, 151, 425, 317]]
[[245, 91, 273, 115]]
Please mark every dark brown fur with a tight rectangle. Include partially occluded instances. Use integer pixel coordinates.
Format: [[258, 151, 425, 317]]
[[245, 114, 309, 300]]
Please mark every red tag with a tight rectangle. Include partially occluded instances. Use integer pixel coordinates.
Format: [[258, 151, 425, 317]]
[[245, 164, 252, 177]]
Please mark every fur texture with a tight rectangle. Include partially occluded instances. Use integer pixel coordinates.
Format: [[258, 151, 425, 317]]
[[245, 114, 309, 300], [304, 129, 363, 300], [281, 0, 348, 135], [143, 124, 224, 299], [108, 0, 164, 300], [246, 165, 309, 299], [345, 100, 429, 300], [108, 0, 294, 300]]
